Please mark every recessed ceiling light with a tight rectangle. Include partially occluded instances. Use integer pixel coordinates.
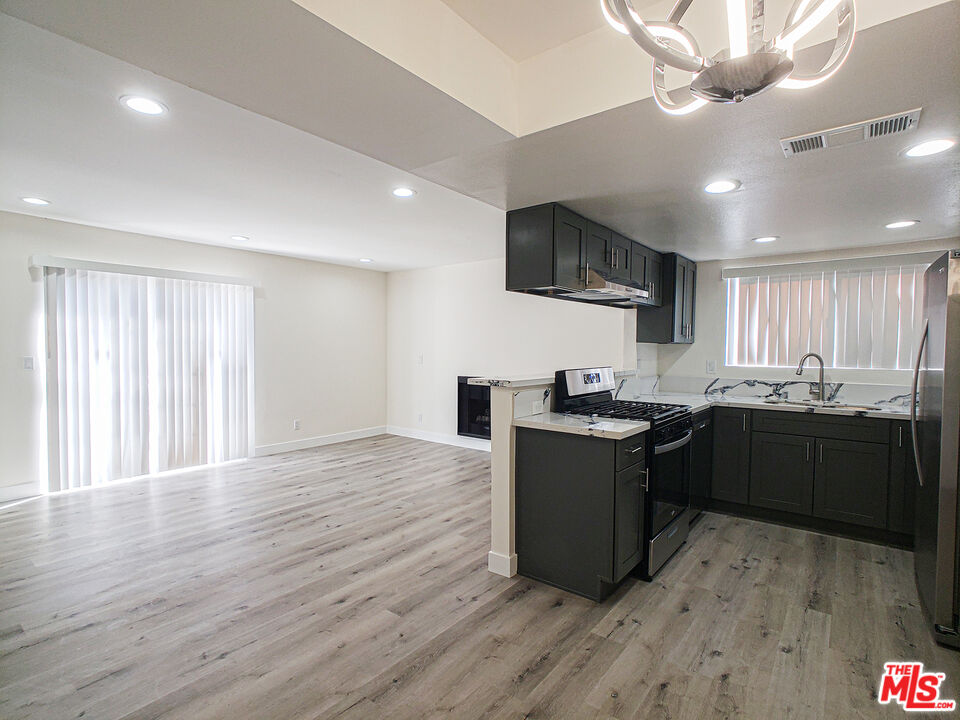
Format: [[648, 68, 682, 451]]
[[704, 179, 741, 194], [230, 235, 249, 242], [885, 220, 919, 229], [905, 139, 956, 158], [753, 236, 779, 243], [21, 197, 50, 206], [120, 95, 167, 115], [359, 258, 373, 263], [392, 187, 416, 198]]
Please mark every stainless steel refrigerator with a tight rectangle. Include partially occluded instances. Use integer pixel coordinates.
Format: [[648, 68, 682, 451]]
[[912, 249, 960, 648]]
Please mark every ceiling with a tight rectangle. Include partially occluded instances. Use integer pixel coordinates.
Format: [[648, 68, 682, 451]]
[[438, 0, 653, 61], [0, 14, 504, 272], [0, 1, 957, 269], [414, 3, 960, 260]]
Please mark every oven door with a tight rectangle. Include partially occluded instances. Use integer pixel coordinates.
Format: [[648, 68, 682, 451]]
[[650, 428, 692, 537]]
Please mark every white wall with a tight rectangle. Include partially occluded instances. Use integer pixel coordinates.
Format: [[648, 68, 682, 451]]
[[0, 211, 387, 497], [386, 257, 648, 444], [659, 238, 959, 386]]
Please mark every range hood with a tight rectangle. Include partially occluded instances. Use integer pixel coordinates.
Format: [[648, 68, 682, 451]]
[[561, 268, 650, 303]]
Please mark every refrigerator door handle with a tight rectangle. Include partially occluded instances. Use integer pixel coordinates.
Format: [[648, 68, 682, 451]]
[[910, 319, 929, 487]]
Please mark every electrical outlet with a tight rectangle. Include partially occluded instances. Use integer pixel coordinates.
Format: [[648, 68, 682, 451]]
[[418, 413, 423, 424], [22, 357, 34, 371], [532, 399, 544, 414], [706, 359, 718, 375], [293, 419, 301, 431], [417, 353, 424, 367]]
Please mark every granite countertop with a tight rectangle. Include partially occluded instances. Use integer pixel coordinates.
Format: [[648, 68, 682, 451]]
[[513, 412, 650, 440], [627, 392, 910, 420]]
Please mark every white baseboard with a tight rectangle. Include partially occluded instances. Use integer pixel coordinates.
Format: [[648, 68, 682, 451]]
[[488, 550, 518, 577], [255, 426, 387, 456], [386, 426, 491, 452], [0, 482, 41, 503]]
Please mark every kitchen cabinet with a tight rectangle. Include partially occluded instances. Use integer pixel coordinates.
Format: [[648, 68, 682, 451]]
[[554, 205, 588, 290], [689, 408, 713, 513], [812, 438, 889, 529], [631, 244, 664, 307], [515, 427, 647, 601], [506, 203, 664, 307], [888, 420, 917, 535], [610, 232, 632, 284], [711, 407, 751, 504], [614, 465, 645, 581], [636, 253, 696, 344], [506, 203, 589, 294], [749, 432, 814, 514], [586, 221, 612, 280]]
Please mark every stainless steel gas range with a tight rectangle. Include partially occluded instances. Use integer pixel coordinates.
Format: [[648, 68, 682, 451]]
[[555, 366, 693, 578]]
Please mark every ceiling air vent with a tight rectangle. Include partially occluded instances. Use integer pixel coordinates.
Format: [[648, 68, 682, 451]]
[[780, 108, 922, 157]]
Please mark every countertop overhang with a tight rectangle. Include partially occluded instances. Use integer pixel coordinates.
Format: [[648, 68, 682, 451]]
[[513, 412, 649, 440]]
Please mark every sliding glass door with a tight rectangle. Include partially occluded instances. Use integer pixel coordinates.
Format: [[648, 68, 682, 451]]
[[44, 266, 254, 491]]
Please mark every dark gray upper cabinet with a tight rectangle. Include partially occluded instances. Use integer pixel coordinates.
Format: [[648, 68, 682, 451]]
[[636, 253, 697, 344], [888, 420, 917, 535], [610, 232, 632, 284], [630, 244, 663, 307], [553, 205, 588, 291], [712, 407, 751, 504], [813, 438, 889, 529], [750, 432, 815, 514], [506, 203, 664, 308], [586, 221, 612, 279], [506, 203, 586, 293]]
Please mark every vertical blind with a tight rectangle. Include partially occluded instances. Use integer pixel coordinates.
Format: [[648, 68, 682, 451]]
[[45, 267, 254, 491], [725, 263, 927, 369]]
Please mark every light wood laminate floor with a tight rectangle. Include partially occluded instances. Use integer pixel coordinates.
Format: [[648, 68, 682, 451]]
[[1, 435, 957, 719]]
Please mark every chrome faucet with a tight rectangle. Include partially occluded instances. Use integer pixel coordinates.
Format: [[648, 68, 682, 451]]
[[796, 352, 826, 402]]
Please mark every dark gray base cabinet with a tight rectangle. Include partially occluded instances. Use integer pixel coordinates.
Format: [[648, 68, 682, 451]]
[[888, 420, 917, 534], [813, 438, 889, 529], [711, 407, 751, 504], [750, 432, 814, 514], [710, 408, 914, 544], [515, 427, 646, 601], [690, 409, 713, 512]]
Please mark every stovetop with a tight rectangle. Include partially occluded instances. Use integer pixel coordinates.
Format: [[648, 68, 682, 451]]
[[567, 399, 690, 424]]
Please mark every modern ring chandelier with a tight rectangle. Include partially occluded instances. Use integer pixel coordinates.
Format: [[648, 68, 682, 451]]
[[601, 0, 856, 115]]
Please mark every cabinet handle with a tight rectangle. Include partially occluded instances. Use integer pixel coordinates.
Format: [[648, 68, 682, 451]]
[[627, 445, 644, 454], [819, 444, 823, 464], [742, 414, 746, 432], [641, 468, 649, 491], [898, 425, 902, 448], [805, 442, 810, 462]]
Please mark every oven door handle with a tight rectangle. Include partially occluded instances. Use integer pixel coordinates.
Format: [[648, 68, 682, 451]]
[[654, 429, 693, 455]]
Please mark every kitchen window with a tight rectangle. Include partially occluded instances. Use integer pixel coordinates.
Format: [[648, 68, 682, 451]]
[[723, 254, 933, 370]]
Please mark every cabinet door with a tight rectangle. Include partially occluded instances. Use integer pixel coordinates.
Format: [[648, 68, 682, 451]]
[[690, 411, 713, 510], [750, 432, 815, 514], [610, 232, 632, 283], [682, 260, 696, 343], [554, 206, 587, 290], [586, 222, 611, 279], [613, 464, 645, 582], [631, 243, 648, 292], [711, 408, 751, 504], [887, 421, 917, 534], [647, 252, 663, 306], [813, 438, 889, 528]]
